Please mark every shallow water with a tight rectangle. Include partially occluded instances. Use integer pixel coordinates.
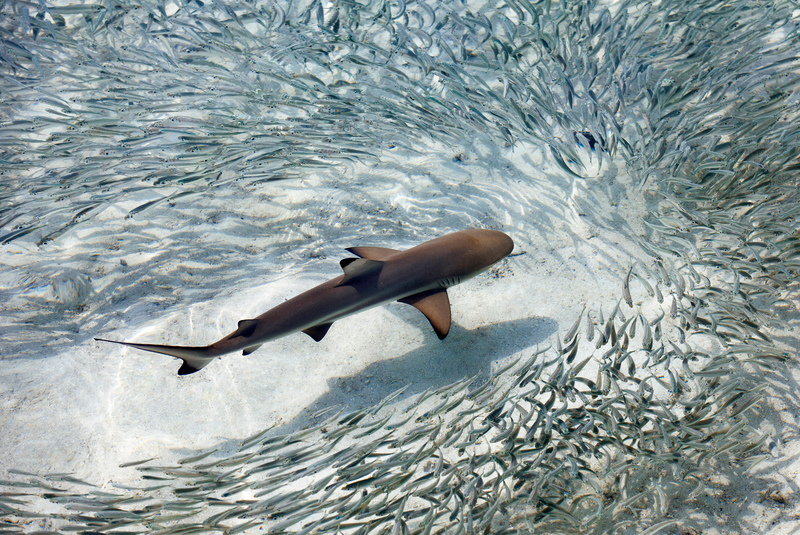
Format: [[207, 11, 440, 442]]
[[2, 0, 800, 533]]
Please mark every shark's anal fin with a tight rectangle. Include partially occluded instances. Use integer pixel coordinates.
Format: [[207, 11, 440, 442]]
[[303, 322, 333, 342], [178, 360, 206, 376], [346, 246, 400, 261], [242, 344, 262, 356], [337, 258, 384, 286], [399, 289, 452, 340]]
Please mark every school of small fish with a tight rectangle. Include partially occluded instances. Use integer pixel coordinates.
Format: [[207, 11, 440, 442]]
[[2, 0, 799, 532]]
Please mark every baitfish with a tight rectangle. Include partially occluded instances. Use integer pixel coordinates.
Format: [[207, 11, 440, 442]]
[[96, 229, 514, 375]]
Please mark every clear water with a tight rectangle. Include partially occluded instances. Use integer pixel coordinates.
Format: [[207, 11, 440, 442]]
[[1, 0, 799, 533]]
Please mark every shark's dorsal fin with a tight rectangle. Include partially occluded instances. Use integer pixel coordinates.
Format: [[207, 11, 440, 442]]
[[337, 258, 384, 286], [399, 289, 452, 340], [303, 322, 333, 342], [339, 257, 358, 269], [346, 246, 400, 261]]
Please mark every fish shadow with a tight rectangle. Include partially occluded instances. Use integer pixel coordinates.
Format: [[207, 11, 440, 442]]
[[282, 315, 556, 434]]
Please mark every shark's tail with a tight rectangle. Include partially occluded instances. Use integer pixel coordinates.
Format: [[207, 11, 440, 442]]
[[95, 338, 217, 375]]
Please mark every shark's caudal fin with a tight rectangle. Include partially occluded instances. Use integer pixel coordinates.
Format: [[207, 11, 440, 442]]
[[94, 338, 216, 375]]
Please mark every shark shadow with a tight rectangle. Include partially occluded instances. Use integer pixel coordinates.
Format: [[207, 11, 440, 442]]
[[281, 314, 556, 434]]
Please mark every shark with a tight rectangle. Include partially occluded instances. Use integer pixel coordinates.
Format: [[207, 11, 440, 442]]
[[96, 228, 514, 375]]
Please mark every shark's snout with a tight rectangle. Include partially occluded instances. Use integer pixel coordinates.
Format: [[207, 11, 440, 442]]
[[490, 230, 515, 259], [464, 228, 515, 264]]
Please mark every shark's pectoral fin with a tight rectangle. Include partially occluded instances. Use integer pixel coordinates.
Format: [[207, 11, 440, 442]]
[[346, 246, 401, 261], [399, 289, 452, 340], [242, 344, 262, 356], [303, 322, 333, 342], [337, 258, 384, 286]]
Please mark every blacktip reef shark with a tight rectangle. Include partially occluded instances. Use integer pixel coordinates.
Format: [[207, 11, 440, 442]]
[[96, 229, 514, 375]]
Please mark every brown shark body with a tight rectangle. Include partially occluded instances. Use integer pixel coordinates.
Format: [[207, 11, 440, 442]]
[[96, 229, 514, 375]]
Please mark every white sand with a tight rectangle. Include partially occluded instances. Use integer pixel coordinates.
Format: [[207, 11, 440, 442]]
[[1, 137, 797, 533]]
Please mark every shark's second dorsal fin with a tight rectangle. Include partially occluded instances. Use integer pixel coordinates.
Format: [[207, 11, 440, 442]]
[[346, 246, 400, 261], [230, 319, 259, 339], [399, 289, 452, 340], [337, 258, 384, 286]]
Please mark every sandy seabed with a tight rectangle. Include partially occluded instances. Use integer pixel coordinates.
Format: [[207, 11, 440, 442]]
[[1, 0, 800, 533]]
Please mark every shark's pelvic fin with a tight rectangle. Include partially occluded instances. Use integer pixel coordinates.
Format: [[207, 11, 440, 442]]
[[337, 258, 384, 286], [94, 338, 216, 375], [302, 322, 333, 342], [398, 289, 452, 339], [346, 246, 401, 261]]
